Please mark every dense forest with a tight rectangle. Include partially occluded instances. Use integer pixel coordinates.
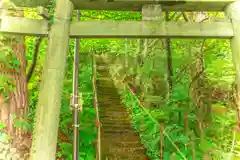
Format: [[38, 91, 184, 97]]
[[0, 1, 240, 160]]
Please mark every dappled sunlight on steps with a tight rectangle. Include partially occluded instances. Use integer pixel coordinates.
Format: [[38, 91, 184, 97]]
[[96, 64, 149, 160]]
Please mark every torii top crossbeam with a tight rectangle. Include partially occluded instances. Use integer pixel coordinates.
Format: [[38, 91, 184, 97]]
[[12, 0, 235, 11]]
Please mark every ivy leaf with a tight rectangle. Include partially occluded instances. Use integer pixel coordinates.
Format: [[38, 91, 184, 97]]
[[0, 132, 9, 143], [14, 119, 32, 131], [26, 55, 32, 60], [12, 60, 20, 66], [49, 19, 54, 24], [0, 122, 6, 130]]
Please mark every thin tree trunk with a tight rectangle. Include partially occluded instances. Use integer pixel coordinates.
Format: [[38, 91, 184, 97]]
[[188, 12, 208, 141], [160, 123, 164, 160], [165, 11, 173, 94]]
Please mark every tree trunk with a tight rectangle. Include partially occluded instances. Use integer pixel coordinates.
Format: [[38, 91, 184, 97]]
[[0, 9, 29, 159], [188, 12, 211, 141], [189, 40, 205, 139]]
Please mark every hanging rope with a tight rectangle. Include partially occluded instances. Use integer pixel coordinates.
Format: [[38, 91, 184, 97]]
[[71, 10, 81, 160], [92, 52, 101, 160]]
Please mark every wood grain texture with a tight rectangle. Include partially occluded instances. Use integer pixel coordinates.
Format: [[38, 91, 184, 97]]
[[0, 17, 234, 38]]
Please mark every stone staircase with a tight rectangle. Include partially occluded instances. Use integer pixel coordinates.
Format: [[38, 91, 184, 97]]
[[96, 60, 148, 160]]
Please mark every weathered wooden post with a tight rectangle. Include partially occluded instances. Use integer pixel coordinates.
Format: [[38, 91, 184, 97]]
[[30, 0, 74, 159], [225, 1, 240, 128]]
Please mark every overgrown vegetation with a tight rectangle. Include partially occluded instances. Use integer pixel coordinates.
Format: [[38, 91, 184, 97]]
[[119, 38, 239, 159], [0, 5, 239, 160], [26, 38, 97, 160]]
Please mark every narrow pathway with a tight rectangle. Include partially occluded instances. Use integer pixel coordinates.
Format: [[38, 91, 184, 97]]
[[96, 61, 148, 160]]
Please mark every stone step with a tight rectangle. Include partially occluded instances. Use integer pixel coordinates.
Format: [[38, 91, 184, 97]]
[[97, 85, 116, 90], [97, 91, 118, 95], [99, 107, 126, 111], [97, 87, 116, 90], [102, 124, 135, 131], [97, 96, 118, 100], [98, 104, 123, 108], [96, 73, 109, 77], [97, 98, 121, 102], [97, 85, 115, 88], [97, 89, 118, 92], [96, 69, 109, 72], [101, 123, 133, 129], [97, 84, 116, 87], [102, 127, 135, 133], [97, 95, 119, 98], [98, 101, 122, 104], [100, 118, 131, 123], [98, 95, 120, 98], [100, 108, 127, 112], [98, 103, 123, 107], [101, 135, 142, 143], [100, 111, 129, 117], [98, 102, 122, 105], [96, 84, 113, 87], [97, 90, 118, 94], [100, 117, 131, 122], [97, 93, 119, 96], [102, 129, 137, 135], [97, 97, 121, 101], [104, 147, 146, 156], [97, 71, 110, 74], [102, 140, 144, 148], [100, 115, 129, 120], [96, 74, 110, 77], [104, 154, 147, 160], [100, 121, 132, 127], [96, 73, 147, 159], [96, 61, 106, 64], [97, 66, 108, 70], [99, 107, 124, 110], [96, 77, 112, 81], [97, 86, 116, 88]]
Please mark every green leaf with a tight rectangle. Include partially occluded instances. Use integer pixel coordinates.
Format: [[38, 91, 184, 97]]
[[13, 119, 32, 131], [49, 19, 54, 24], [0, 122, 6, 130], [0, 132, 9, 142]]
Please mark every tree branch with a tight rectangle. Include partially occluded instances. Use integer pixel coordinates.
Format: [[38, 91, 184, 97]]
[[182, 12, 189, 22], [27, 37, 42, 83]]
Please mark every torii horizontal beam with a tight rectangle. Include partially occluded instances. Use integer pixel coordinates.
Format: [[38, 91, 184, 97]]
[[70, 0, 235, 11], [11, 0, 235, 11], [0, 16, 234, 38]]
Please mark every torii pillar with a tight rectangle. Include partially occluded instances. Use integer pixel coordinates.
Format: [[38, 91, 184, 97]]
[[225, 1, 240, 127], [30, 0, 74, 159]]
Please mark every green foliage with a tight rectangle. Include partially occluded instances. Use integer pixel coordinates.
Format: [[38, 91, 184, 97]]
[[20, 9, 239, 160], [0, 38, 20, 100], [55, 41, 96, 159], [47, 0, 56, 24], [122, 90, 161, 159], [0, 122, 9, 142], [114, 35, 238, 159], [0, 39, 21, 72], [13, 119, 32, 132]]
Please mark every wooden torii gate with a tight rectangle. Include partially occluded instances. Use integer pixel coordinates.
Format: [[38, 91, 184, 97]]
[[1, 0, 240, 160]]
